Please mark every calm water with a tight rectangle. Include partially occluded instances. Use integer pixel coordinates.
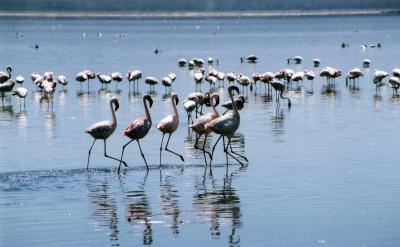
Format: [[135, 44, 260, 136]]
[[1, 15, 400, 246]]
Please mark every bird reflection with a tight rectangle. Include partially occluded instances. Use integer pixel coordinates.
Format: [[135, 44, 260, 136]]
[[271, 105, 285, 140], [128, 90, 142, 100], [0, 105, 14, 120], [160, 175, 180, 235], [87, 178, 120, 246], [124, 172, 153, 245], [321, 84, 339, 98], [193, 166, 242, 246]]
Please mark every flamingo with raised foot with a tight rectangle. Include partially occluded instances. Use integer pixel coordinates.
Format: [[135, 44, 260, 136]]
[[85, 98, 127, 170], [119, 95, 153, 172]]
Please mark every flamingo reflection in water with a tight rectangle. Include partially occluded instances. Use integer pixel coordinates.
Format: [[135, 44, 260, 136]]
[[124, 172, 153, 245], [193, 165, 243, 245]]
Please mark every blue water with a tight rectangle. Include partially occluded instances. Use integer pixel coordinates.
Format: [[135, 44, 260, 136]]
[[1, 15, 400, 246]]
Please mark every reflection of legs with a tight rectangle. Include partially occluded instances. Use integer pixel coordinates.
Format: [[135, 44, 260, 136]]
[[159, 133, 165, 166], [230, 140, 248, 162], [137, 140, 149, 170], [165, 133, 184, 162], [104, 140, 128, 167], [211, 135, 222, 160], [202, 134, 212, 159], [224, 137, 245, 166], [87, 139, 96, 169], [119, 139, 133, 172]]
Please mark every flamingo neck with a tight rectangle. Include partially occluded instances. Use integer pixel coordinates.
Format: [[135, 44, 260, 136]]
[[144, 99, 151, 122], [172, 97, 179, 117], [211, 96, 218, 115], [110, 102, 117, 126], [229, 89, 239, 115]]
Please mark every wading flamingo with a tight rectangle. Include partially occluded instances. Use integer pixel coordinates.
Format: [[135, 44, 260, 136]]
[[157, 93, 184, 165], [205, 85, 248, 166], [85, 98, 127, 169], [119, 95, 153, 172], [0, 67, 12, 83], [190, 93, 220, 158]]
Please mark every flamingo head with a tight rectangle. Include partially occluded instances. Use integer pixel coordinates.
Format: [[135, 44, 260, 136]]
[[211, 93, 220, 107], [144, 94, 153, 108], [172, 93, 179, 105], [110, 98, 119, 111], [228, 85, 240, 96], [7, 67, 12, 73]]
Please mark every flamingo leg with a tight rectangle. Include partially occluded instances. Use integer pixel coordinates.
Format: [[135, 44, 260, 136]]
[[223, 137, 245, 166], [165, 133, 184, 162], [211, 135, 222, 160], [137, 140, 149, 170], [103, 140, 128, 168], [202, 134, 212, 159], [194, 134, 202, 150], [86, 139, 97, 170], [159, 133, 165, 166], [119, 139, 133, 172], [229, 141, 248, 162]]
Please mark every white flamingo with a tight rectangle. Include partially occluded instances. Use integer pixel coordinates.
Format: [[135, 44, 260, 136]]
[[0, 67, 12, 83], [205, 85, 248, 166], [85, 98, 127, 169], [157, 93, 184, 165]]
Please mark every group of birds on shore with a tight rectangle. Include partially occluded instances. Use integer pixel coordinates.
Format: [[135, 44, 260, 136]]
[[85, 85, 245, 172]]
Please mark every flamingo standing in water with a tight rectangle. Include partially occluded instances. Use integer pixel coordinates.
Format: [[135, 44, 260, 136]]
[[190, 93, 220, 158], [85, 98, 127, 169], [0, 67, 12, 83], [157, 93, 184, 165], [119, 95, 153, 172], [205, 85, 248, 166], [271, 79, 291, 108]]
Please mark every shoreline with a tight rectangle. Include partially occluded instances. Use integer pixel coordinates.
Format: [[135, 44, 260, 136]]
[[0, 9, 399, 18]]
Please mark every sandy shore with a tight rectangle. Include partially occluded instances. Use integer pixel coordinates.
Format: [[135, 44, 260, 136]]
[[0, 9, 399, 18]]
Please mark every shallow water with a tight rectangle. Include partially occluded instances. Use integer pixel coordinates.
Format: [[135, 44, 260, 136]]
[[1, 15, 400, 246]]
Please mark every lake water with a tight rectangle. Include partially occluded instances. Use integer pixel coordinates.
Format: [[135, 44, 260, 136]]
[[1, 15, 400, 246]]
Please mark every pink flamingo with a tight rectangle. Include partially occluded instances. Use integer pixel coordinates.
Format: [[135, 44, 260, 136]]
[[190, 93, 220, 158], [85, 98, 127, 169], [205, 85, 248, 166], [119, 95, 153, 172], [157, 93, 184, 165]]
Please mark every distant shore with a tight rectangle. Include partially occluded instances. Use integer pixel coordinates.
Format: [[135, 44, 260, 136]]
[[0, 9, 399, 18]]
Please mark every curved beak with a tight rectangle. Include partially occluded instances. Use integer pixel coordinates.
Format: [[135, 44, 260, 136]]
[[146, 95, 153, 108], [174, 95, 179, 105], [113, 99, 119, 111]]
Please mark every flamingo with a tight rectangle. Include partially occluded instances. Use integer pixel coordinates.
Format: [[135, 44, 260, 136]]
[[226, 72, 236, 84], [388, 77, 400, 96], [111, 72, 123, 89], [145, 76, 159, 92], [240, 55, 257, 63], [260, 72, 274, 94], [157, 93, 184, 165], [15, 76, 24, 86], [127, 70, 142, 91], [76, 72, 88, 90], [221, 95, 245, 114], [392, 68, 400, 77], [190, 93, 220, 158], [363, 59, 371, 68], [119, 95, 153, 172], [31, 72, 41, 84], [304, 70, 316, 92], [346, 68, 363, 87], [313, 58, 321, 67], [0, 80, 15, 105], [205, 85, 248, 166], [178, 59, 187, 67], [236, 74, 252, 93], [57, 75, 68, 89], [85, 98, 127, 169], [207, 57, 214, 64], [162, 73, 176, 93], [97, 73, 112, 89], [12, 87, 28, 107], [373, 70, 388, 92], [271, 79, 291, 108], [290, 71, 305, 87], [0, 67, 12, 83], [287, 56, 303, 64]]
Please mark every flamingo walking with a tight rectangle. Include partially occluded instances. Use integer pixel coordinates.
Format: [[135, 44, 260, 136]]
[[85, 98, 127, 169], [157, 93, 184, 165], [119, 95, 153, 171], [190, 93, 220, 158], [205, 85, 248, 166]]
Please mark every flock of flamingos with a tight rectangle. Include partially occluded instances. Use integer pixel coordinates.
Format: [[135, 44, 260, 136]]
[[1, 54, 400, 172]]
